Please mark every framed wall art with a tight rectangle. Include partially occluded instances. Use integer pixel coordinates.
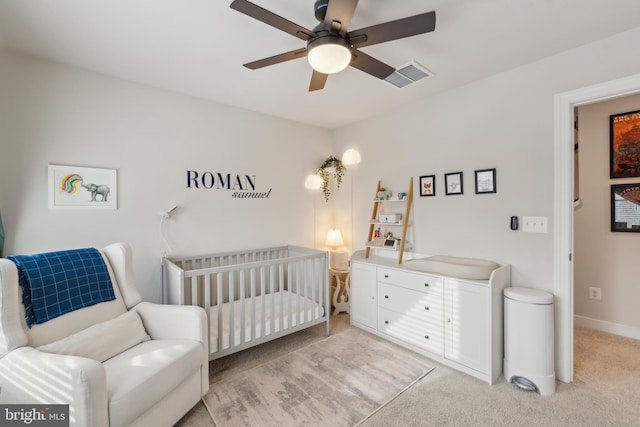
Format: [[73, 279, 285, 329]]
[[445, 172, 463, 195], [419, 175, 436, 197], [475, 168, 496, 194], [610, 109, 640, 178], [611, 183, 640, 232], [48, 164, 118, 210]]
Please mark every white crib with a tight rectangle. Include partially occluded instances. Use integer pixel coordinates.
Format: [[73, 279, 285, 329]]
[[162, 245, 330, 360]]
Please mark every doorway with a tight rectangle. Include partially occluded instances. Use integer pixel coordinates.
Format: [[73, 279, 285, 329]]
[[554, 73, 640, 383]]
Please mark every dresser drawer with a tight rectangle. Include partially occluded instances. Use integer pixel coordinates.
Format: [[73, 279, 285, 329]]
[[378, 307, 443, 356], [377, 283, 442, 320], [377, 267, 443, 294]]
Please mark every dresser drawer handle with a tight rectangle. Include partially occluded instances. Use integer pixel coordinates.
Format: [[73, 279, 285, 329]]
[[424, 306, 430, 311], [385, 320, 389, 324], [384, 295, 389, 299], [424, 335, 430, 340], [424, 283, 429, 287], [384, 274, 389, 278]]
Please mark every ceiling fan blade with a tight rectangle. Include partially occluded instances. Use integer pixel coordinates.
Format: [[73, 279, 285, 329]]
[[244, 48, 308, 69], [349, 11, 436, 48], [230, 0, 315, 41], [349, 49, 395, 79], [309, 70, 328, 91], [324, 0, 359, 33]]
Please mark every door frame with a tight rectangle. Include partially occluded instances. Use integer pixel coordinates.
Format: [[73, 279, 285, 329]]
[[553, 73, 640, 383]]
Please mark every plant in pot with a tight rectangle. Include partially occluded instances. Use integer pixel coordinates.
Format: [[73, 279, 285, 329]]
[[317, 156, 346, 202], [377, 187, 391, 200]]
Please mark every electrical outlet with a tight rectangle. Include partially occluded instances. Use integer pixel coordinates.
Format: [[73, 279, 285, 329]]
[[588, 287, 602, 300], [522, 216, 548, 233]]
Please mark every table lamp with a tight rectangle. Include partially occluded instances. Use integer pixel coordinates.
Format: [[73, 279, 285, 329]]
[[326, 229, 348, 270]]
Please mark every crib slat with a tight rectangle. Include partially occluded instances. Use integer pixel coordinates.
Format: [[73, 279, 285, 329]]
[[304, 259, 315, 322], [269, 264, 275, 336], [228, 270, 235, 348], [278, 263, 284, 332], [216, 273, 223, 353], [251, 268, 256, 340], [288, 262, 293, 328], [297, 259, 303, 324], [204, 273, 211, 318], [239, 269, 246, 345], [259, 265, 266, 339]]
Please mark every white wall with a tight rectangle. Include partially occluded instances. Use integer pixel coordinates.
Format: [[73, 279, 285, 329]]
[[574, 93, 640, 336], [335, 27, 640, 287], [0, 51, 333, 302], [332, 27, 640, 379]]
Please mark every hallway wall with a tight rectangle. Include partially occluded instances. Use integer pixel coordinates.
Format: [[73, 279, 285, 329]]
[[574, 93, 640, 338]]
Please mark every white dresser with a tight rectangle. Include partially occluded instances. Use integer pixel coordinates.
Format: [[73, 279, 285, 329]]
[[350, 252, 510, 385]]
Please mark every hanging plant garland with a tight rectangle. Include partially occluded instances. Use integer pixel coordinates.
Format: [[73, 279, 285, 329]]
[[317, 156, 346, 202]]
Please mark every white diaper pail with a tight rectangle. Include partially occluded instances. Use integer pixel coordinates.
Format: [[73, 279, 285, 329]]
[[503, 287, 556, 396]]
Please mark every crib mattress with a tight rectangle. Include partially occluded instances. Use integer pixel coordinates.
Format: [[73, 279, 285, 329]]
[[209, 290, 324, 353]]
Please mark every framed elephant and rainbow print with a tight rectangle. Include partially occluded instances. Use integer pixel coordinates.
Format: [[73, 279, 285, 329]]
[[48, 164, 117, 210]]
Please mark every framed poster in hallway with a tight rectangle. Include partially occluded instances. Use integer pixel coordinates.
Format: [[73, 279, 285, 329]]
[[611, 183, 640, 232], [610, 109, 640, 178]]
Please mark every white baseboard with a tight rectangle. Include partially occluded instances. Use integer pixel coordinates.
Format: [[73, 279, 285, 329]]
[[574, 315, 640, 340]]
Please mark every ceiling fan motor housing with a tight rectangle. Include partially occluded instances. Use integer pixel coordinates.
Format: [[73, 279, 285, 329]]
[[314, 0, 329, 22]]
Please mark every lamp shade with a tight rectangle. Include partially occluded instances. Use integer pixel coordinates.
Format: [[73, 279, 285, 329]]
[[305, 174, 323, 190], [307, 36, 352, 74], [341, 148, 361, 166], [325, 229, 344, 247]]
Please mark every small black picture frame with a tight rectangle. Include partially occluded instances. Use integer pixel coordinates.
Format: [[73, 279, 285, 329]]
[[419, 175, 436, 197], [475, 168, 496, 194], [611, 183, 640, 232], [445, 172, 463, 195]]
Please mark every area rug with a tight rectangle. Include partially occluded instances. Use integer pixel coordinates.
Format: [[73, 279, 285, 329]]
[[203, 328, 434, 427]]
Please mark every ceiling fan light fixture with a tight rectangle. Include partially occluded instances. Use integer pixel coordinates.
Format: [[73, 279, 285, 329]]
[[307, 36, 351, 74]]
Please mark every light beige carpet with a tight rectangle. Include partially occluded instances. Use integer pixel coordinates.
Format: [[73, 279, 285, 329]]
[[180, 322, 640, 426], [202, 328, 433, 427]]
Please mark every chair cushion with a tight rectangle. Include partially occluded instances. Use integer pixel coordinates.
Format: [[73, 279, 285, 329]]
[[104, 339, 204, 427], [404, 255, 499, 280], [37, 310, 150, 362]]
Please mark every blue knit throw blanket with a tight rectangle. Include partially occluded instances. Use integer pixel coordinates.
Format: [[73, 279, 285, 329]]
[[7, 247, 116, 328]]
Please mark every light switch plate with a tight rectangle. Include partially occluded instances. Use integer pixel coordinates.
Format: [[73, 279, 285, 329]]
[[522, 216, 548, 233]]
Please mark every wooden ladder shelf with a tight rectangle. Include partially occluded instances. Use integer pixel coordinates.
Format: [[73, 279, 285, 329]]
[[365, 177, 413, 264]]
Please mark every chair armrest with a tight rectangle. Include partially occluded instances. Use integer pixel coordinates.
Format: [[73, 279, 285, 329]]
[[133, 302, 207, 343], [133, 302, 210, 395], [0, 347, 109, 427]]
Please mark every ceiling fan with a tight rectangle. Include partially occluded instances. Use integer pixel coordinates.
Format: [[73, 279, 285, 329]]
[[229, 0, 436, 91]]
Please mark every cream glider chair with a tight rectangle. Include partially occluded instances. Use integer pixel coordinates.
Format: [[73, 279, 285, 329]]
[[0, 243, 209, 427]]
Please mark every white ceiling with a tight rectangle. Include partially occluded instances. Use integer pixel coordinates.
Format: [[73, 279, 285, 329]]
[[1, 0, 639, 129]]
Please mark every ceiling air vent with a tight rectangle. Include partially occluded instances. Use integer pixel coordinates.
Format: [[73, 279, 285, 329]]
[[385, 61, 434, 88]]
